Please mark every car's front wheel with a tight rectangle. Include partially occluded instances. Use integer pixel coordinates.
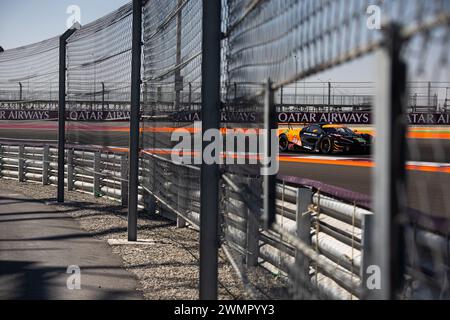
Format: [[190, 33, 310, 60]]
[[319, 137, 333, 154], [279, 134, 289, 152]]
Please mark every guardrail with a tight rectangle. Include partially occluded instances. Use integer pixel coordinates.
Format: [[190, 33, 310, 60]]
[[1, 141, 447, 299], [0, 140, 370, 299]]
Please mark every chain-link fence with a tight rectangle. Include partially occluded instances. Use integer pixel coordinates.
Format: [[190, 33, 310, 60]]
[[221, 0, 450, 300], [0, 0, 449, 300]]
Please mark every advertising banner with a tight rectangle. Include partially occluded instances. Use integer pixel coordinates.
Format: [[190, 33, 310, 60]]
[[0, 109, 449, 125]]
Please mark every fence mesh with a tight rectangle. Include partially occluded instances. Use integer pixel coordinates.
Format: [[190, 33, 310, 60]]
[[140, 0, 202, 224], [402, 7, 450, 298], [0, 0, 449, 300], [0, 37, 59, 103], [64, 2, 132, 149], [221, 0, 450, 300]]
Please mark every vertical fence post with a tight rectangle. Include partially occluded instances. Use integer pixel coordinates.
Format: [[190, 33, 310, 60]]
[[199, 0, 221, 300], [42, 145, 50, 185], [57, 25, 79, 203], [67, 149, 74, 191], [328, 82, 331, 111], [189, 82, 192, 108], [176, 166, 187, 228], [121, 154, 128, 206], [18, 145, 25, 182], [294, 187, 312, 298], [263, 79, 276, 229], [0, 145, 3, 177], [246, 178, 260, 267], [93, 151, 101, 197], [128, 0, 142, 242], [101, 82, 105, 113], [174, 0, 183, 109], [19, 82, 23, 101], [360, 212, 373, 297], [280, 85, 283, 105], [368, 23, 407, 300], [177, 166, 187, 228]]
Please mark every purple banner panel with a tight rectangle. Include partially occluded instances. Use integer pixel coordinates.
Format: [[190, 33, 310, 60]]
[[0, 110, 131, 121], [277, 112, 372, 124], [407, 113, 450, 125], [0, 109, 449, 125]]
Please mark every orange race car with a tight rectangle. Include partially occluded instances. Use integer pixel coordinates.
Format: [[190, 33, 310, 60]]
[[278, 123, 372, 154]]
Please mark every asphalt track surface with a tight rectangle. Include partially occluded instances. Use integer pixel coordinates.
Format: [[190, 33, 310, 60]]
[[0, 120, 448, 217], [0, 187, 142, 300]]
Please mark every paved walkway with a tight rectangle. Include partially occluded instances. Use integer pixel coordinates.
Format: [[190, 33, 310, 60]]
[[0, 187, 142, 300]]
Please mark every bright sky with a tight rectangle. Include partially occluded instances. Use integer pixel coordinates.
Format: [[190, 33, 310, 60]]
[[0, 0, 447, 89], [0, 0, 130, 50]]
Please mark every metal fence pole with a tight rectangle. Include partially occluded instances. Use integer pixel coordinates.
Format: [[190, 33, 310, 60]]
[[280, 85, 283, 105], [263, 79, 276, 229], [18, 145, 25, 182], [42, 145, 50, 185], [294, 187, 313, 298], [0, 145, 3, 177], [199, 0, 221, 300], [121, 154, 128, 206], [19, 82, 23, 101], [360, 212, 373, 299], [368, 23, 407, 300], [127, 0, 142, 242], [93, 151, 101, 196], [57, 25, 78, 203], [328, 82, 331, 111], [67, 149, 74, 191], [177, 167, 187, 228], [175, 0, 183, 109], [101, 82, 105, 113], [246, 178, 260, 267]]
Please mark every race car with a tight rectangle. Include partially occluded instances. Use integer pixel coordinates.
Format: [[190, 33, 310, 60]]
[[278, 123, 372, 154]]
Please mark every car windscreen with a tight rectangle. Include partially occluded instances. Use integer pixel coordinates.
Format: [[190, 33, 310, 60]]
[[323, 127, 355, 136]]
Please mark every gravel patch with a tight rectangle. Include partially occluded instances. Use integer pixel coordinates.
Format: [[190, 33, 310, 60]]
[[0, 179, 286, 300]]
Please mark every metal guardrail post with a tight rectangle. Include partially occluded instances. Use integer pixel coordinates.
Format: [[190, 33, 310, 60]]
[[18, 144, 25, 182], [128, 0, 142, 242], [93, 151, 101, 197], [67, 149, 74, 191], [368, 23, 407, 300], [0, 145, 3, 177], [199, 0, 221, 300], [263, 79, 276, 229], [42, 145, 50, 185], [177, 167, 187, 228], [101, 82, 105, 112], [58, 24, 79, 203], [188, 82, 192, 107], [294, 187, 313, 298], [174, 0, 183, 109], [19, 82, 23, 101], [360, 212, 372, 298], [121, 154, 128, 206], [246, 177, 260, 267]]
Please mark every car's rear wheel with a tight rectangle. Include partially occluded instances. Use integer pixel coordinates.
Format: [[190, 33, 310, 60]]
[[279, 134, 289, 152], [320, 137, 333, 154]]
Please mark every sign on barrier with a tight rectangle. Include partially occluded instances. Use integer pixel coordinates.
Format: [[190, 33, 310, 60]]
[[0, 109, 449, 125]]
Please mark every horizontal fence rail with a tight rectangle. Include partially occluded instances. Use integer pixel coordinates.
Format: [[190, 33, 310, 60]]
[[0, 141, 364, 298], [1, 141, 447, 299]]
